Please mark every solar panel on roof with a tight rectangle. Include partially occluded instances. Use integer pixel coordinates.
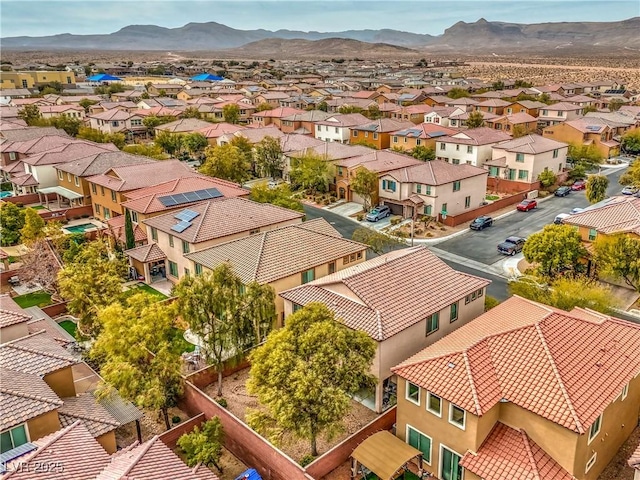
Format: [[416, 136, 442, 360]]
[[183, 191, 200, 201], [171, 220, 192, 233], [158, 195, 178, 207], [0, 442, 37, 472], [430, 131, 446, 137], [175, 209, 199, 222], [158, 188, 223, 208]]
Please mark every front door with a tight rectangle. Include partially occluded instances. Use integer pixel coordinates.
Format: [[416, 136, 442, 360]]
[[441, 446, 463, 480]]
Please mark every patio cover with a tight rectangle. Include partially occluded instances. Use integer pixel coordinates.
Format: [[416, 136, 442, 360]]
[[351, 431, 422, 480], [37, 186, 83, 200]]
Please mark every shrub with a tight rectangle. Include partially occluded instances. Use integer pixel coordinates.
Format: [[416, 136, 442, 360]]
[[394, 230, 408, 238], [390, 216, 402, 226], [538, 191, 550, 198], [484, 295, 500, 311], [215, 397, 227, 408], [426, 232, 433, 237], [172, 415, 181, 424], [299, 454, 315, 467], [440, 227, 446, 231], [16, 203, 23, 208], [329, 195, 337, 202], [356, 213, 364, 221], [322, 198, 330, 205]]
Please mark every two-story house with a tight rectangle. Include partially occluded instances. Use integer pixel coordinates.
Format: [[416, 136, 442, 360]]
[[279, 110, 332, 135], [436, 127, 512, 167], [38, 105, 85, 120], [185, 218, 368, 324], [391, 295, 640, 480], [280, 246, 490, 413], [314, 113, 371, 143], [423, 107, 466, 127], [543, 118, 619, 159], [390, 123, 459, 152], [87, 109, 147, 137], [475, 99, 512, 116], [484, 112, 538, 135], [350, 119, 415, 149], [507, 99, 548, 117], [250, 107, 305, 128], [537, 102, 583, 128], [198, 122, 245, 145], [154, 118, 214, 135], [379, 160, 488, 219], [390, 104, 435, 124]]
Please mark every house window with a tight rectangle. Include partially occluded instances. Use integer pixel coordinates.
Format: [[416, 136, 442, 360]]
[[301, 268, 315, 284], [489, 166, 499, 177], [353, 131, 358, 137], [328, 261, 336, 274], [426, 312, 439, 335], [449, 404, 466, 430], [335, 127, 339, 133], [195, 263, 203, 275], [0, 424, 29, 451], [416, 139, 421, 146], [130, 211, 138, 223], [464, 196, 471, 208], [103, 208, 110, 220], [407, 426, 432, 464], [450, 302, 458, 322], [182, 240, 190, 254], [338, 166, 343, 176], [382, 180, 396, 192], [184, 267, 190, 276], [424, 205, 432, 215], [426, 186, 431, 195], [101, 186, 105, 196], [74, 175, 79, 186], [94, 204, 101, 214], [112, 121, 119, 127], [441, 203, 447, 214], [553, 149, 559, 158], [58, 170, 63, 180], [393, 136, 398, 143], [292, 303, 303, 313], [508, 168, 516, 180], [467, 146, 473, 154], [452, 158, 460, 165], [455, 144, 460, 151], [372, 132, 378, 140], [518, 170, 529, 180], [169, 235, 174, 247], [427, 392, 442, 417], [416, 184, 422, 194], [406, 382, 420, 405], [585, 453, 597, 473], [588, 414, 602, 443], [588, 229, 598, 241], [91, 183, 97, 194], [168, 261, 179, 278], [542, 109, 548, 116], [364, 132, 369, 138], [151, 227, 158, 241], [516, 153, 525, 162], [21, 80, 28, 88], [622, 383, 629, 400], [452, 181, 460, 192], [440, 143, 446, 150], [343, 255, 351, 265], [67, 172, 72, 182]]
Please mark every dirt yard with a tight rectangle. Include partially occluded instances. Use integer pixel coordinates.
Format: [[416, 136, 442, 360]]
[[598, 426, 639, 480], [203, 367, 379, 464]]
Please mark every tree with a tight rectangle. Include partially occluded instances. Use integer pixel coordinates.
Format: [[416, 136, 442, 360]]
[[537, 170, 557, 188], [511, 124, 530, 138], [585, 174, 609, 204], [254, 136, 284, 179], [182, 106, 202, 119], [363, 104, 382, 120], [50, 115, 82, 136], [338, 105, 363, 114], [621, 129, 640, 156], [539, 93, 552, 104], [466, 111, 485, 129], [0, 202, 26, 246], [84, 65, 92, 77], [567, 144, 602, 170], [350, 168, 378, 212], [154, 131, 183, 156], [182, 133, 209, 159], [222, 104, 240, 124], [247, 303, 375, 456], [522, 224, 587, 278], [410, 145, 435, 162], [20, 208, 45, 245], [256, 102, 274, 112], [446, 87, 470, 99], [77, 127, 125, 148], [58, 239, 128, 338], [124, 210, 135, 250], [200, 143, 251, 184], [177, 418, 225, 472], [173, 264, 276, 396], [19, 239, 62, 297], [609, 98, 624, 111], [288, 152, 331, 194], [317, 101, 328, 112], [351, 228, 405, 254], [122, 143, 166, 160], [249, 183, 304, 212], [91, 294, 183, 430], [229, 136, 254, 174], [594, 235, 640, 292], [38, 81, 63, 95], [492, 80, 505, 91], [620, 161, 640, 188], [17, 104, 42, 125]]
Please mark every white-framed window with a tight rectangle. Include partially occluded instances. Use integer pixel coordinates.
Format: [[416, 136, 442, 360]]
[[621, 383, 629, 400], [9, 152, 16, 160], [585, 452, 597, 473], [67, 172, 72, 182], [449, 404, 466, 430], [0, 424, 29, 451], [406, 381, 420, 405], [588, 413, 602, 443], [407, 425, 432, 464], [74, 175, 79, 186], [58, 170, 63, 180], [427, 392, 442, 417]]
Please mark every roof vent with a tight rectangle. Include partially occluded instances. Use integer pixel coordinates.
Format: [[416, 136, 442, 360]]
[[447, 362, 456, 368]]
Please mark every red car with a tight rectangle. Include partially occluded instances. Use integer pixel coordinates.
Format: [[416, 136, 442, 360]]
[[571, 180, 586, 191], [517, 199, 538, 211]]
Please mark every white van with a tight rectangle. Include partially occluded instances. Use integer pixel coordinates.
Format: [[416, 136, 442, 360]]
[[554, 213, 570, 225]]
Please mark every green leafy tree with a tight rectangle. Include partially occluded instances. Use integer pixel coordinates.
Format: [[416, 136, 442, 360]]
[[50, 115, 82, 136], [124, 210, 135, 250], [338, 105, 363, 114], [0, 202, 26, 246], [18, 238, 62, 298], [58, 239, 128, 338], [594, 235, 640, 292], [122, 143, 166, 160], [182, 133, 209, 158], [466, 111, 485, 129], [511, 124, 531, 138], [249, 183, 303, 212], [351, 228, 404, 254], [256, 102, 274, 112], [537, 170, 557, 188], [350, 168, 378, 212], [173, 264, 275, 396], [20, 208, 45, 245], [182, 106, 202, 119], [91, 294, 183, 430], [222, 104, 240, 124], [621, 129, 640, 156], [514, 80, 533, 88], [567, 144, 602, 170], [177, 418, 225, 472], [38, 81, 63, 94], [619, 160, 640, 188], [254, 136, 284, 179], [200, 143, 251, 184], [411, 145, 435, 162], [17, 104, 42, 125], [522, 224, 587, 278], [492, 80, 505, 91], [289, 152, 331, 194], [446, 87, 470, 99], [77, 127, 125, 148], [539, 93, 552, 104], [229, 135, 254, 174], [247, 303, 376, 456], [609, 98, 624, 111], [154, 131, 183, 156], [317, 101, 328, 112], [363, 104, 382, 120], [585, 174, 609, 204], [84, 65, 92, 77]]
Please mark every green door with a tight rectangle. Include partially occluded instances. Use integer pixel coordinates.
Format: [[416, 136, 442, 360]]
[[441, 447, 462, 480]]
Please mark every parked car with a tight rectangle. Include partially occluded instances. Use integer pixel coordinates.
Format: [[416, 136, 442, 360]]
[[621, 185, 639, 195], [554, 186, 571, 197], [516, 199, 538, 211], [365, 205, 391, 222], [469, 216, 493, 230], [571, 207, 585, 214], [497, 236, 526, 256], [571, 180, 586, 191], [554, 213, 571, 224]]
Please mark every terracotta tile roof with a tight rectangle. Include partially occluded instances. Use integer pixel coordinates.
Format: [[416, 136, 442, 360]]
[[476, 99, 513, 108], [281, 110, 332, 122], [384, 159, 487, 186], [450, 111, 500, 122], [252, 107, 305, 119], [124, 243, 167, 263], [288, 142, 371, 161], [0, 295, 31, 328], [559, 117, 609, 134], [279, 134, 325, 154], [2, 421, 111, 480], [439, 127, 512, 146], [105, 215, 147, 243], [563, 196, 640, 235], [0, 331, 78, 376], [89, 109, 134, 121], [143, 197, 303, 244], [493, 134, 568, 155], [629, 444, 640, 469], [315, 113, 371, 127], [156, 118, 215, 133], [10, 173, 38, 187], [234, 126, 284, 144], [0, 134, 74, 155], [391, 123, 458, 139], [497, 112, 538, 124], [197, 122, 244, 139], [350, 119, 414, 133], [121, 175, 249, 214], [338, 150, 421, 172], [545, 102, 583, 112], [96, 435, 219, 480], [281, 247, 489, 341], [460, 422, 576, 480], [87, 159, 197, 192], [393, 296, 640, 433], [22, 142, 118, 166], [186, 218, 366, 284], [59, 393, 121, 438], [0, 368, 62, 431], [56, 151, 154, 177]]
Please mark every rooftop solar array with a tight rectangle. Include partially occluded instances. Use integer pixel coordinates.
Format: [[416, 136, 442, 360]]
[[158, 188, 223, 207], [585, 125, 601, 131], [171, 220, 192, 233], [0, 443, 37, 473], [175, 209, 199, 222]]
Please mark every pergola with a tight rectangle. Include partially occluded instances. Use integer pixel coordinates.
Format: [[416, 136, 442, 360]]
[[351, 431, 423, 480], [37, 186, 84, 209]]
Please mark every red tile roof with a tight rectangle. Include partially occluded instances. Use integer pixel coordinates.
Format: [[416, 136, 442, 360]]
[[439, 127, 512, 146], [393, 296, 640, 433], [58, 393, 121, 438], [0, 295, 31, 328], [384, 159, 487, 186], [124, 243, 167, 263], [338, 150, 421, 172], [563, 196, 640, 236], [0, 331, 78, 376], [87, 160, 198, 192], [105, 215, 148, 243]]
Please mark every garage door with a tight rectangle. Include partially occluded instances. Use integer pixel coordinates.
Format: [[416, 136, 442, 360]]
[[383, 201, 403, 216]]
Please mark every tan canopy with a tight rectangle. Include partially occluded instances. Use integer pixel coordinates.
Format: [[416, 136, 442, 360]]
[[351, 430, 422, 480]]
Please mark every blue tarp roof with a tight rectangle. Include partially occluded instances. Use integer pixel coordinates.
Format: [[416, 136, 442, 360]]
[[87, 73, 122, 82], [191, 73, 224, 81], [234, 468, 262, 480]]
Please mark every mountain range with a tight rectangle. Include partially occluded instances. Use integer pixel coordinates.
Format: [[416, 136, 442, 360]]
[[2, 17, 639, 52]]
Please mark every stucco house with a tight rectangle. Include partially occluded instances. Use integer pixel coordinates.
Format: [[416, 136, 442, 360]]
[[436, 127, 512, 167], [314, 113, 371, 143]]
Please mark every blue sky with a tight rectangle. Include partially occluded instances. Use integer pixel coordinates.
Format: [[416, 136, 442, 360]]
[[1, 0, 638, 37]]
